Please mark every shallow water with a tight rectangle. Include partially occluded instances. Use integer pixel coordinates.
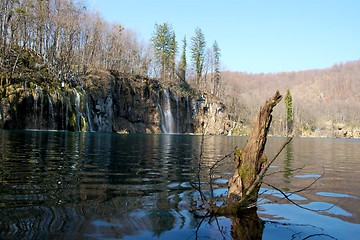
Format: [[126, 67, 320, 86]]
[[0, 131, 359, 239]]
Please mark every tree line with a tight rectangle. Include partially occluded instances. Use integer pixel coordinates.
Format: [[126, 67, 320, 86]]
[[0, 0, 224, 98]]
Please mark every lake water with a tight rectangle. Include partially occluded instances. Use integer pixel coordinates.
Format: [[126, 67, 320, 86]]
[[0, 130, 359, 239]]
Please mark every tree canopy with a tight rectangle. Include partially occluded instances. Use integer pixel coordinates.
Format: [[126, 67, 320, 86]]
[[191, 27, 206, 86], [0, 0, 223, 99], [151, 22, 177, 81]]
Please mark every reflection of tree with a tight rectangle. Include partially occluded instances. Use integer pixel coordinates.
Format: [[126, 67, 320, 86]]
[[283, 141, 293, 186], [147, 210, 175, 236], [230, 209, 263, 240]]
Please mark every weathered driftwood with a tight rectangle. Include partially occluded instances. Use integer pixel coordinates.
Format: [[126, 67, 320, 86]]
[[212, 91, 283, 215]]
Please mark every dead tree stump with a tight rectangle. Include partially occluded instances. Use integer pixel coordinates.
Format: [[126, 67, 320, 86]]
[[213, 91, 283, 215]]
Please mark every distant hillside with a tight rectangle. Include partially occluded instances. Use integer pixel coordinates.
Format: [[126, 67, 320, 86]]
[[221, 60, 360, 138]]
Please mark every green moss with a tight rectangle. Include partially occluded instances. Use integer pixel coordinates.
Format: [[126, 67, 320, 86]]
[[231, 126, 251, 136], [234, 147, 242, 157], [80, 116, 88, 132], [68, 110, 77, 131], [240, 164, 251, 181]]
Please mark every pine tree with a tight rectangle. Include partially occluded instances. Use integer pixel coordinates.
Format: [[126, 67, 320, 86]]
[[178, 36, 187, 82], [151, 22, 177, 81], [212, 40, 221, 96], [191, 27, 206, 86], [285, 89, 293, 135]]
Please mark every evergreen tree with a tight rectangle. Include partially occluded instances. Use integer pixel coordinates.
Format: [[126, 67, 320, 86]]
[[150, 22, 177, 81], [191, 27, 206, 86], [212, 40, 221, 96], [170, 32, 177, 80], [285, 89, 293, 135], [178, 36, 187, 82]]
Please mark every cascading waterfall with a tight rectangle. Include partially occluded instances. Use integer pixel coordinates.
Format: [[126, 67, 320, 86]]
[[72, 87, 93, 132], [1, 71, 229, 134], [186, 96, 192, 133], [40, 89, 44, 126], [175, 96, 180, 133], [47, 93, 54, 129], [34, 86, 39, 128], [34, 86, 39, 110], [159, 88, 175, 134], [61, 99, 65, 130], [65, 101, 69, 130], [84, 92, 93, 132], [74, 88, 82, 131]]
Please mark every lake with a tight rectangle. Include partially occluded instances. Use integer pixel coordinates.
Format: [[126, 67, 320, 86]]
[[0, 130, 359, 239]]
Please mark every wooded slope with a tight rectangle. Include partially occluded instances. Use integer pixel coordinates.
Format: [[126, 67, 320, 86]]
[[221, 60, 360, 137]]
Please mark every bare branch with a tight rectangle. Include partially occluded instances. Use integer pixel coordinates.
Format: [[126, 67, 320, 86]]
[[302, 233, 338, 240], [265, 166, 304, 177], [191, 123, 210, 204], [193, 211, 211, 240], [213, 215, 228, 240], [262, 181, 336, 212], [209, 151, 234, 172], [209, 150, 233, 201], [289, 167, 325, 195]]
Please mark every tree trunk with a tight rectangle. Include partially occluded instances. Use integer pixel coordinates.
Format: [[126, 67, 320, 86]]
[[212, 91, 282, 215]]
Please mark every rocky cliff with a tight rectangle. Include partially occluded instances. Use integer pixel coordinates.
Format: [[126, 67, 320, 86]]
[[0, 68, 233, 135]]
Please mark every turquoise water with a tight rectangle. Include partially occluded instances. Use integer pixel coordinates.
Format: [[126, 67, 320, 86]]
[[0, 131, 359, 239]]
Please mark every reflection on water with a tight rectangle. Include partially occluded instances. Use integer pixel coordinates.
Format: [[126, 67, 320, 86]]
[[283, 141, 293, 185], [0, 131, 359, 239]]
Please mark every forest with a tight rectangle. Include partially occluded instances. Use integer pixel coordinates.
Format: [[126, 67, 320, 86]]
[[0, 0, 221, 90], [222, 61, 360, 137], [1, 0, 359, 137]]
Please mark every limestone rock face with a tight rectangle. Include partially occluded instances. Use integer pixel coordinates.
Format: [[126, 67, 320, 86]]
[[0, 69, 233, 135], [192, 92, 232, 135]]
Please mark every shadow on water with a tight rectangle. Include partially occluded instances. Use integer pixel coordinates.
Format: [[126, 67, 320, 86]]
[[0, 131, 359, 239]]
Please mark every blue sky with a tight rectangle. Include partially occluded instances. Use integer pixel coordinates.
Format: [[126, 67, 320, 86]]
[[85, 0, 360, 73]]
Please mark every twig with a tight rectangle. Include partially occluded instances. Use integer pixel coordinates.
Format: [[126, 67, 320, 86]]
[[209, 150, 234, 200], [289, 167, 325, 194], [302, 233, 338, 240], [193, 211, 211, 240], [209, 151, 234, 172], [265, 166, 304, 177], [192, 122, 209, 204], [213, 215, 227, 240], [262, 182, 336, 212]]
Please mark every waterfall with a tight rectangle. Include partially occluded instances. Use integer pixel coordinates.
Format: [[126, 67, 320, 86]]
[[175, 96, 180, 133], [186, 96, 192, 133], [81, 87, 93, 132], [40, 89, 44, 127], [74, 88, 81, 131], [65, 101, 69, 130], [61, 99, 65, 130], [47, 93, 54, 129], [159, 89, 175, 134], [34, 86, 39, 110], [34, 86, 39, 128], [84, 92, 93, 132], [74, 87, 93, 132]]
